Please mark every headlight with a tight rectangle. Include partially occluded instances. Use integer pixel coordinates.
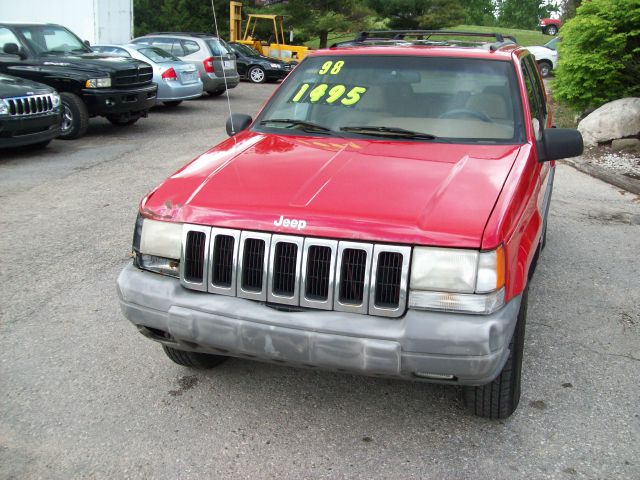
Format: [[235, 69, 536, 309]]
[[0, 99, 8, 115], [269, 63, 281, 68], [409, 246, 505, 314], [132, 215, 182, 277], [85, 77, 112, 88], [50, 93, 61, 107]]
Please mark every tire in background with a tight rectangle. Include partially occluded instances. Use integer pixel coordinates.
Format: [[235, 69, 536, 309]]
[[162, 345, 228, 369]]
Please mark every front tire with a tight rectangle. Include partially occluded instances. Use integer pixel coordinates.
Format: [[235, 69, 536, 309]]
[[546, 25, 558, 36], [248, 66, 266, 84], [162, 345, 228, 369], [538, 60, 552, 78], [59, 92, 89, 140], [463, 288, 528, 419]]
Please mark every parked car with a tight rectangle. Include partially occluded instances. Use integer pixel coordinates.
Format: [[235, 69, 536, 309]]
[[228, 42, 294, 83], [0, 23, 157, 139], [92, 44, 203, 107], [131, 32, 239, 96], [117, 30, 583, 419], [0, 73, 61, 149], [526, 37, 561, 77], [538, 18, 561, 36]]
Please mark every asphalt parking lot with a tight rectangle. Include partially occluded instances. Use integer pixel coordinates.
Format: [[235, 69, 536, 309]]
[[1, 82, 639, 479]]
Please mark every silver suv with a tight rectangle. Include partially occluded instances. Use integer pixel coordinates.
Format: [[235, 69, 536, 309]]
[[131, 32, 240, 96]]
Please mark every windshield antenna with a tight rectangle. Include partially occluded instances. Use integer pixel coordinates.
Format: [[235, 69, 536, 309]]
[[211, 0, 236, 136]]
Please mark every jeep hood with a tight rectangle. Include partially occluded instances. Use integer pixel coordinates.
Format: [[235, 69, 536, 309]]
[[142, 132, 522, 248], [0, 73, 53, 96]]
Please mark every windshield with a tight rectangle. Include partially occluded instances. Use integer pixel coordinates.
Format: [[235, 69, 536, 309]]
[[544, 37, 560, 50], [255, 55, 524, 143], [232, 43, 260, 57], [138, 46, 178, 63], [15, 25, 90, 55]]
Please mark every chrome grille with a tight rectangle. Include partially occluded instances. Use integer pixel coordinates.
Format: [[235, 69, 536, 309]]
[[180, 225, 411, 317], [6, 94, 55, 116]]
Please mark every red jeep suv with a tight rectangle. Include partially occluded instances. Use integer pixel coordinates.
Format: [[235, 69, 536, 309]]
[[117, 31, 583, 418]]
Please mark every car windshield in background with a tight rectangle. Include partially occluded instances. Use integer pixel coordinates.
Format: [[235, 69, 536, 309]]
[[233, 43, 260, 57], [15, 25, 90, 55], [256, 55, 524, 143], [544, 37, 560, 50], [138, 47, 177, 63], [206, 39, 230, 57]]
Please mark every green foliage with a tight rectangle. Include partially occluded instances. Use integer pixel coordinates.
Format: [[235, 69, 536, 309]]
[[133, 0, 240, 38], [464, 0, 497, 26], [553, 0, 640, 111], [366, 0, 465, 30], [498, 0, 554, 30]]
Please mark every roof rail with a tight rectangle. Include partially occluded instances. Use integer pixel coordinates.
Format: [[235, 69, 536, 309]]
[[144, 31, 215, 37], [331, 30, 517, 50]]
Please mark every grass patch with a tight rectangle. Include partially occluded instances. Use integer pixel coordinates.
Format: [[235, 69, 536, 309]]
[[304, 25, 550, 49]]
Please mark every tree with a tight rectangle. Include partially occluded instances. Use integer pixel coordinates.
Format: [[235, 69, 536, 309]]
[[464, 0, 497, 26], [366, 0, 465, 30], [553, 0, 640, 111], [276, 0, 375, 49], [498, 0, 554, 29]]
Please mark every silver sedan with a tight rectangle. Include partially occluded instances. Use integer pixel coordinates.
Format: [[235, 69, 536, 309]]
[[92, 44, 204, 106]]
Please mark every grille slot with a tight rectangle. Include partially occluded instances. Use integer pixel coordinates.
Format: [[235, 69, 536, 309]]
[[339, 249, 368, 305], [305, 246, 332, 300], [374, 252, 403, 308], [272, 242, 298, 296], [211, 235, 235, 287], [7, 95, 55, 116], [113, 66, 153, 86], [184, 231, 207, 283], [241, 238, 266, 292]]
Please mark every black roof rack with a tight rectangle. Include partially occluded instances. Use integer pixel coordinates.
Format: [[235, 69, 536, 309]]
[[333, 30, 517, 51]]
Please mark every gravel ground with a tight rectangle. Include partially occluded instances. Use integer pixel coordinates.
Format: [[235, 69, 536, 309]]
[[1, 83, 639, 479], [583, 148, 640, 180]]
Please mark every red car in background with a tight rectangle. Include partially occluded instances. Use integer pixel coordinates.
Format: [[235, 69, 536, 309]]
[[539, 17, 562, 35], [117, 30, 583, 419]]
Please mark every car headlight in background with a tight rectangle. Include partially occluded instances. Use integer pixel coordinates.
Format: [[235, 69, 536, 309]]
[[132, 215, 182, 277], [51, 93, 61, 107], [408, 246, 505, 314], [85, 77, 112, 88], [0, 99, 8, 115]]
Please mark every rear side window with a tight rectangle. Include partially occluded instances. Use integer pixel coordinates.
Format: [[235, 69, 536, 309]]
[[151, 38, 184, 57], [182, 40, 200, 55]]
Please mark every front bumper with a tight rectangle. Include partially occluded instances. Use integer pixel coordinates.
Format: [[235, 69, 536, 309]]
[[0, 111, 61, 148], [81, 84, 158, 116], [117, 263, 521, 385]]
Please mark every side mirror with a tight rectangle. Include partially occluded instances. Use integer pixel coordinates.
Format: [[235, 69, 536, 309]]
[[226, 113, 252, 136], [84, 40, 91, 47], [537, 128, 583, 162], [3, 43, 26, 60]]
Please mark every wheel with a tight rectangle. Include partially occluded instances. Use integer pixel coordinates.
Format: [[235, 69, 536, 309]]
[[207, 89, 226, 97], [59, 92, 89, 140], [106, 115, 139, 126], [162, 345, 228, 369], [248, 66, 266, 84], [439, 109, 493, 122], [463, 288, 528, 419], [163, 100, 182, 107], [538, 61, 552, 78], [546, 25, 558, 36]]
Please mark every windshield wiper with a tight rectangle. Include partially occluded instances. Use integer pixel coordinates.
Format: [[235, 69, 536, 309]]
[[260, 118, 335, 135], [341, 125, 439, 140]]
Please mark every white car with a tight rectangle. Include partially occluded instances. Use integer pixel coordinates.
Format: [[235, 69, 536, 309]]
[[526, 37, 560, 78]]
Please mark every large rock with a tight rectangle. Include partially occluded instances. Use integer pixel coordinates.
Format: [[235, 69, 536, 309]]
[[577, 97, 640, 147]]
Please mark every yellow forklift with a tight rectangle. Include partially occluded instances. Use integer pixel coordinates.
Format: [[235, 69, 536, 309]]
[[229, 1, 310, 62]]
